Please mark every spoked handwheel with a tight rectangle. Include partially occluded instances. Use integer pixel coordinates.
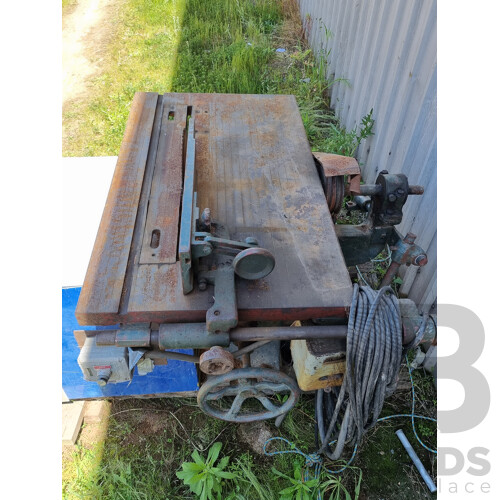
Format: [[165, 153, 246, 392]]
[[197, 368, 300, 423]]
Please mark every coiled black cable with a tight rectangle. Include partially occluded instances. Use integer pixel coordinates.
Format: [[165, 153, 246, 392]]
[[315, 284, 402, 460]]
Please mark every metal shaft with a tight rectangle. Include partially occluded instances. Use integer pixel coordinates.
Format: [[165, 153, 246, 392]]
[[93, 313, 434, 349], [379, 261, 401, 288], [144, 350, 200, 363], [395, 429, 437, 493], [229, 325, 348, 342], [359, 184, 424, 196]]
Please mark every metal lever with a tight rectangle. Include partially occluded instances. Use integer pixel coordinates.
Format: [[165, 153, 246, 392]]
[[197, 227, 276, 333]]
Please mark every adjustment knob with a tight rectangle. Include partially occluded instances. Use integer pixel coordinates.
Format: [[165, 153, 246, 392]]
[[233, 248, 275, 280]]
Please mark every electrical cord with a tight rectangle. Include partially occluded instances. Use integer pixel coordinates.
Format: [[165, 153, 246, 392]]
[[264, 354, 436, 477], [355, 244, 393, 287], [402, 313, 428, 357], [316, 284, 402, 460]]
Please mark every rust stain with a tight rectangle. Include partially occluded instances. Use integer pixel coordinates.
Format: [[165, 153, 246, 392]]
[[313, 152, 360, 177], [76, 92, 159, 321]]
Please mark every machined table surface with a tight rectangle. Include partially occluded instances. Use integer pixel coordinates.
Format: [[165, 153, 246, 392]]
[[76, 93, 353, 326]]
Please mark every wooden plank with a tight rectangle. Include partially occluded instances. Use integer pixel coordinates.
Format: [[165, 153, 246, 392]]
[[70, 392, 198, 401], [76, 92, 159, 324], [139, 105, 186, 264], [73, 329, 87, 348]]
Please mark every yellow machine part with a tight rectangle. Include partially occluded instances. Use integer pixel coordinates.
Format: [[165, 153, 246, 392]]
[[290, 338, 346, 392]]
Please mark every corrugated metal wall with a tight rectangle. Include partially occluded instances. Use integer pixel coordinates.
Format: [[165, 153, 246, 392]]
[[298, 0, 437, 310]]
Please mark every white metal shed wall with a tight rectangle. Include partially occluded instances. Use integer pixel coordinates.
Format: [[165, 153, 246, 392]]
[[298, 0, 437, 309]]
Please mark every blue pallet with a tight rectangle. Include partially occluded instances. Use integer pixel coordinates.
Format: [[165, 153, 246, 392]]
[[62, 287, 199, 399]]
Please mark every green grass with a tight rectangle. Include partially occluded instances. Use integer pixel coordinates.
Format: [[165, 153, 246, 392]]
[[62, 0, 77, 10], [62, 2, 435, 498], [63, 0, 186, 155], [62, 396, 322, 499], [63, 364, 436, 499], [63, 0, 372, 157], [62, 395, 322, 498]]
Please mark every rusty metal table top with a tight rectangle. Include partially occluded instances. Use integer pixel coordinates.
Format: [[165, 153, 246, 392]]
[[76, 93, 353, 326]]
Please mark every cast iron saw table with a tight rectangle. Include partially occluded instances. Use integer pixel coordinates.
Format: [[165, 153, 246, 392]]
[[76, 92, 353, 327]]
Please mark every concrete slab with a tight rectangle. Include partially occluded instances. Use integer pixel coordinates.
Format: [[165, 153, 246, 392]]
[[62, 401, 86, 445], [83, 400, 110, 424]]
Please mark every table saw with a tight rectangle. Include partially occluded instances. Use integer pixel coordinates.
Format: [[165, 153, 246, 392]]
[[74, 92, 435, 425]]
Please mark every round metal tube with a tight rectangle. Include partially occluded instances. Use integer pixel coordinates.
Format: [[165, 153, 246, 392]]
[[158, 323, 230, 349], [358, 184, 423, 196], [99, 320, 429, 349], [359, 184, 382, 196], [379, 261, 401, 288], [396, 429, 437, 493], [95, 330, 119, 346], [408, 185, 425, 195], [353, 195, 371, 211], [232, 340, 271, 358], [229, 325, 348, 342], [144, 350, 200, 363]]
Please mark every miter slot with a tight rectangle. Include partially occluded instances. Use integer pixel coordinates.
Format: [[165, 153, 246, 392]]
[[182, 105, 193, 178], [150, 229, 160, 249], [139, 105, 186, 265]]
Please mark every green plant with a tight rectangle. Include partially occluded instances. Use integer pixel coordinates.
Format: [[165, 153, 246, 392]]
[[230, 455, 274, 500], [272, 464, 320, 500], [315, 108, 375, 157], [320, 469, 362, 500], [276, 393, 289, 404], [417, 421, 435, 438], [176, 442, 236, 500]]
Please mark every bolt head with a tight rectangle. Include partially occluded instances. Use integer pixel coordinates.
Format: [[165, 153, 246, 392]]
[[388, 193, 397, 202], [245, 237, 258, 246]]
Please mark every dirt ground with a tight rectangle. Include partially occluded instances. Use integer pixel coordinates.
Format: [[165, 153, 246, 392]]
[[62, 0, 118, 106]]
